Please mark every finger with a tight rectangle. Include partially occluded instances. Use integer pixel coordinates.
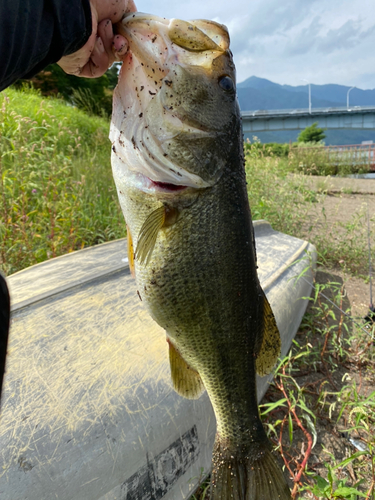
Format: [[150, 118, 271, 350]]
[[97, 19, 117, 66], [98, 19, 114, 55], [79, 37, 109, 78], [91, 36, 110, 75], [126, 0, 137, 13], [98, 20, 128, 65], [112, 35, 128, 61], [79, 59, 105, 78], [113, 34, 127, 53]]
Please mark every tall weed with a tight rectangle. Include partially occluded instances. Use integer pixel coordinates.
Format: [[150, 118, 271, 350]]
[[0, 87, 124, 275], [260, 273, 375, 499], [289, 143, 370, 176], [245, 141, 318, 237], [245, 141, 374, 274]]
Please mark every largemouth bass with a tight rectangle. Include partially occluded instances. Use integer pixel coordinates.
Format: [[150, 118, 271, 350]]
[[110, 12, 291, 500]]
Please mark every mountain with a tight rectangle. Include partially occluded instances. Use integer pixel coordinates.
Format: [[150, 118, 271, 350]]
[[237, 76, 375, 110], [237, 86, 336, 111], [282, 83, 375, 107], [237, 76, 375, 145], [237, 76, 280, 91]]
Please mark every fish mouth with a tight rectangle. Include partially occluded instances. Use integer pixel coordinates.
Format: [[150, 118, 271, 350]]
[[116, 13, 229, 71], [149, 180, 188, 192], [114, 168, 192, 196]]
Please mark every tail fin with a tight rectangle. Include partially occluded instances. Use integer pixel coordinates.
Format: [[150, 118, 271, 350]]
[[211, 436, 291, 500]]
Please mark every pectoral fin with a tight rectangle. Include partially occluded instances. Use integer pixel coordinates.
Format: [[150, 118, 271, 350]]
[[126, 224, 135, 278], [135, 205, 179, 266], [168, 340, 205, 400], [135, 206, 166, 265], [256, 294, 281, 377]]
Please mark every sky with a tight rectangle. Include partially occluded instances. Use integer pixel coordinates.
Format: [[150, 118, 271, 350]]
[[138, 0, 375, 90]]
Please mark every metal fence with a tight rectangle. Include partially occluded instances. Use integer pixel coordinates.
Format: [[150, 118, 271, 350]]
[[324, 144, 375, 169], [241, 105, 375, 118], [290, 143, 375, 175]]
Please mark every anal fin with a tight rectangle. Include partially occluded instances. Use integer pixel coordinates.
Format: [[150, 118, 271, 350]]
[[168, 340, 205, 400], [256, 292, 281, 377]]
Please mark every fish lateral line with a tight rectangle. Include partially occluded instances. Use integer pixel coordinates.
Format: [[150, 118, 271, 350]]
[[135, 204, 179, 265]]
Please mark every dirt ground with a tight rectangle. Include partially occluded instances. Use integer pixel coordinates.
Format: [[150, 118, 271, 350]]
[[303, 176, 375, 318]]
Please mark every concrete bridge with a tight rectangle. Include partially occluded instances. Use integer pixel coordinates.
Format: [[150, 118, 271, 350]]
[[241, 105, 375, 134]]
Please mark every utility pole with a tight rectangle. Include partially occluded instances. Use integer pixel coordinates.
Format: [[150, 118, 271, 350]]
[[347, 86, 355, 110], [300, 79, 311, 114]]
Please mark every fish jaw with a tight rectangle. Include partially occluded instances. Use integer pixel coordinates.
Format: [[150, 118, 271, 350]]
[[110, 12, 239, 193]]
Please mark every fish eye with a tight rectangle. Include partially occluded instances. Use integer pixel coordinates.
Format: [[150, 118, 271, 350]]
[[218, 75, 234, 91]]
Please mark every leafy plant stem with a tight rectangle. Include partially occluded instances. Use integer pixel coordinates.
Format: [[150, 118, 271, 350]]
[[274, 365, 314, 498]]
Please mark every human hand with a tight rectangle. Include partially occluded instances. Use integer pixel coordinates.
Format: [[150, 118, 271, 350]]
[[57, 0, 137, 78]]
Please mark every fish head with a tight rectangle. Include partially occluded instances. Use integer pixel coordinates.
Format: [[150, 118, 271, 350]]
[[110, 13, 239, 195]]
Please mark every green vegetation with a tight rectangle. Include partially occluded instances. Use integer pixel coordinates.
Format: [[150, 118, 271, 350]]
[[289, 144, 370, 177], [245, 142, 371, 275], [245, 124, 371, 177], [298, 122, 326, 144], [0, 86, 125, 275], [246, 136, 371, 178], [245, 142, 374, 494], [261, 276, 375, 500], [244, 139, 290, 158], [14, 62, 121, 117]]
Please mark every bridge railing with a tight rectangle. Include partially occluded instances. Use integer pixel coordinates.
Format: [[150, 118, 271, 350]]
[[289, 143, 375, 175], [241, 105, 375, 118]]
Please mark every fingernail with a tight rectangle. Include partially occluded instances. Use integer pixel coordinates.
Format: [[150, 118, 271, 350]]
[[113, 35, 128, 53]]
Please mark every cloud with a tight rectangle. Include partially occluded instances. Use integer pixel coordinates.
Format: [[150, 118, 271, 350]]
[[130, 0, 375, 88], [243, 0, 321, 36], [283, 16, 324, 55], [317, 19, 375, 52]]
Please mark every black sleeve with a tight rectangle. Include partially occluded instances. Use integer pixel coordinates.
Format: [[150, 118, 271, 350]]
[[0, 0, 92, 92], [0, 273, 10, 403]]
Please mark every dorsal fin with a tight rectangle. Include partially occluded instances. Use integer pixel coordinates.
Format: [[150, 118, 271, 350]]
[[256, 293, 281, 377], [126, 225, 136, 278], [135, 206, 166, 265], [168, 340, 205, 400]]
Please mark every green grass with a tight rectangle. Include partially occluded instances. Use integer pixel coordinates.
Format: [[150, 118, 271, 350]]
[[0, 86, 125, 275], [261, 275, 375, 499], [244, 143, 316, 236]]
